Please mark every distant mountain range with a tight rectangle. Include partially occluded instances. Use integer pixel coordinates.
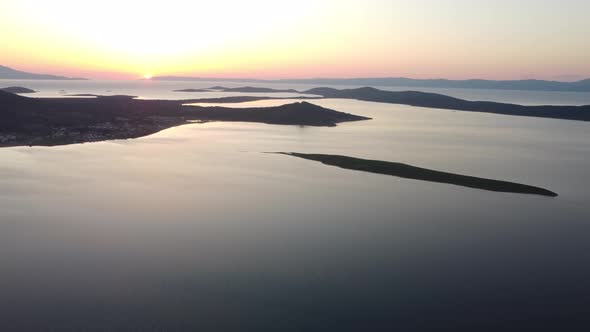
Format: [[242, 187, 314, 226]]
[[153, 76, 590, 92], [2, 64, 587, 91], [0, 65, 87, 80]]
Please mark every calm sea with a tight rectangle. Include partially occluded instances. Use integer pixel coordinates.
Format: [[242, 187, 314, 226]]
[[1, 79, 589, 330]]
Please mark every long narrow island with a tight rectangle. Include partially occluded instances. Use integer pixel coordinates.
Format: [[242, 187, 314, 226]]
[[0, 91, 369, 147], [274, 152, 558, 197], [302, 87, 590, 121]]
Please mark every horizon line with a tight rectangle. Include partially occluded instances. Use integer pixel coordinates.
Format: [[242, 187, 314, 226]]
[[2, 65, 589, 83], [148, 75, 590, 83]]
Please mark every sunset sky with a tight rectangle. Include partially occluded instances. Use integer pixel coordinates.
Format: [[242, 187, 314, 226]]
[[1, 0, 589, 80]]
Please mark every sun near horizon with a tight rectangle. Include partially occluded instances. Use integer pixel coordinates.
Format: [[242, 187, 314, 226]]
[[1, 0, 589, 80]]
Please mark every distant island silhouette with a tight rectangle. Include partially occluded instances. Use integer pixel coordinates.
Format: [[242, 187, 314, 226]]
[[0, 91, 369, 147], [175, 86, 300, 93], [0, 65, 87, 80], [153, 76, 590, 92], [211, 86, 300, 93], [174, 88, 213, 93], [302, 87, 590, 121], [274, 152, 558, 197], [0, 86, 37, 93], [177, 86, 590, 122], [63, 94, 139, 98], [184, 101, 367, 126], [184, 96, 322, 103]]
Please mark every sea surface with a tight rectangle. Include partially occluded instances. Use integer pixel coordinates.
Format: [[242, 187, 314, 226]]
[[1, 79, 590, 330]]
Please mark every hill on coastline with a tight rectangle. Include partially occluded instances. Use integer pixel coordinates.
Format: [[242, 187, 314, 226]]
[[0, 86, 37, 93], [0, 91, 369, 147]]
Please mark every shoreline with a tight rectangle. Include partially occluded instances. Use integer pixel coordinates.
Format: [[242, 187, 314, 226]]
[[0, 92, 369, 148]]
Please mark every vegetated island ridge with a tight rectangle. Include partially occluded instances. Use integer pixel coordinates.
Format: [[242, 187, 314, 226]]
[[177, 86, 590, 122], [275, 152, 558, 197], [1, 86, 37, 94], [0, 91, 369, 147], [302, 87, 590, 121]]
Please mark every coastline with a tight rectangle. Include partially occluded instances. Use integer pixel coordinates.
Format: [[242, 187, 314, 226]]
[[0, 92, 369, 148]]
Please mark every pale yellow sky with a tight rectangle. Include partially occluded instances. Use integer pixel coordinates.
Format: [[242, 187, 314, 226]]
[[1, 0, 589, 80]]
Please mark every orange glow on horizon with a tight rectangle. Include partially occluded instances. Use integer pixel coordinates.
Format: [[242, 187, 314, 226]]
[[1, 0, 589, 81]]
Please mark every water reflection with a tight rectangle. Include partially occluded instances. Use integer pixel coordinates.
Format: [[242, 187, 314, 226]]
[[0, 96, 589, 330]]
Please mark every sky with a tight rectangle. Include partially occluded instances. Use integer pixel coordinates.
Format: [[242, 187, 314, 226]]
[[1, 0, 589, 80]]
